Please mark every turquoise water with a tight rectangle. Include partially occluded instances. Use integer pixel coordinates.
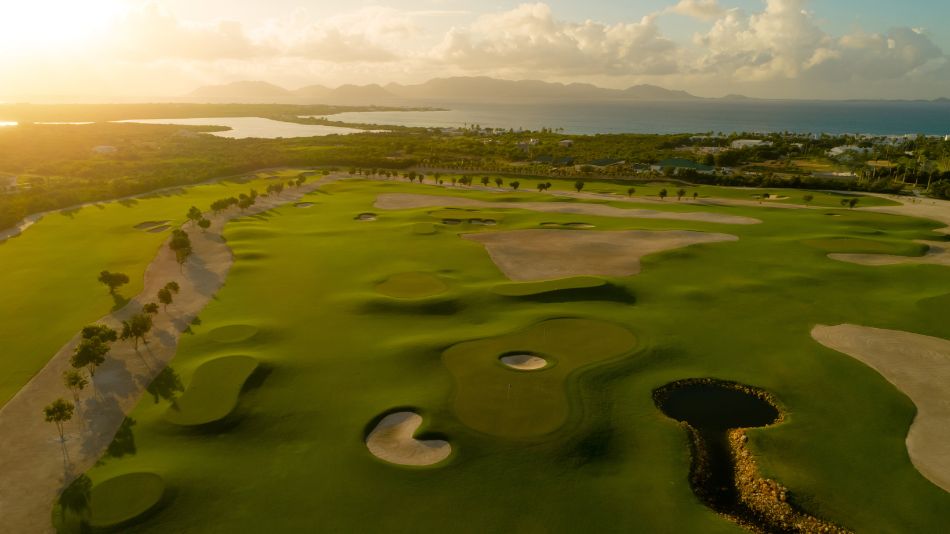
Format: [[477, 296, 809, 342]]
[[328, 100, 950, 136]]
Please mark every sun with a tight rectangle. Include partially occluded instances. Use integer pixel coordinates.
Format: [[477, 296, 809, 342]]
[[0, 0, 123, 54]]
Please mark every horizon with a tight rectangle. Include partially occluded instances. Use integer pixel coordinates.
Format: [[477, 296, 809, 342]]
[[2, 0, 949, 101]]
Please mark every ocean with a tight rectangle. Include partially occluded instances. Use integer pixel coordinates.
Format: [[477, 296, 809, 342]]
[[328, 100, 950, 136]]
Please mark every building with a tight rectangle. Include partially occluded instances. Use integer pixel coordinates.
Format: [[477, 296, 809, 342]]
[[730, 139, 771, 149], [558, 140, 574, 148], [828, 145, 871, 157]]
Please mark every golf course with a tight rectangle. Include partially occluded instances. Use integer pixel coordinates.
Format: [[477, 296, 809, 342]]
[[1, 171, 949, 533]]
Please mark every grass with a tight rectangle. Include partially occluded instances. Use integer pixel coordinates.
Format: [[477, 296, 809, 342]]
[[22, 177, 950, 532], [803, 237, 930, 256], [0, 170, 302, 406], [375, 272, 449, 299], [492, 277, 606, 296], [164, 355, 259, 426], [442, 318, 637, 438], [87, 472, 165, 529]]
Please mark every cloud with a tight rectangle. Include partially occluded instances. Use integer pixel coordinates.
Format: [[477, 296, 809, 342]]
[[109, 3, 268, 60], [433, 3, 679, 76], [666, 0, 725, 21], [693, 0, 946, 83]]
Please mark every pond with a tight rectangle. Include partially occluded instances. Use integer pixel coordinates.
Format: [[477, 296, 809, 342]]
[[115, 117, 383, 139]]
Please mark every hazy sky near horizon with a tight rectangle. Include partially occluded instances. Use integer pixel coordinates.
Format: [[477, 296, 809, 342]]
[[1, 0, 948, 100]]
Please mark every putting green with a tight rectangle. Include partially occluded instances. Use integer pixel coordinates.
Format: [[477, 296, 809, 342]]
[[442, 318, 637, 438], [88, 472, 165, 529], [375, 272, 448, 299], [206, 324, 259, 343], [492, 277, 607, 296], [164, 355, 259, 426]]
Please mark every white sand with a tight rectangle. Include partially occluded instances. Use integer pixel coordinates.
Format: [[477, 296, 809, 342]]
[[464, 229, 738, 281], [365, 412, 451, 466], [375, 193, 761, 225], [811, 324, 950, 492], [829, 240, 950, 267], [500, 354, 548, 370]]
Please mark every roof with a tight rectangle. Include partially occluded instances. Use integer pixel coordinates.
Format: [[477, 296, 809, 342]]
[[588, 158, 626, 167]]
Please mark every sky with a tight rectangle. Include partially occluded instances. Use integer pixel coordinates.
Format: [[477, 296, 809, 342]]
[[1, 0, 948, 100]]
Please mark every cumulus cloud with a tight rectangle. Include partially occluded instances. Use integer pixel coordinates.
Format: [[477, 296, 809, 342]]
[[693, 0, 945, 83], [666, 0, 725, 21], [433, 3, 679, 76]]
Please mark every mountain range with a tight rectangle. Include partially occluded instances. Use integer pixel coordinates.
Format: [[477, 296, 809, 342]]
[[187, 77, 714, 105]]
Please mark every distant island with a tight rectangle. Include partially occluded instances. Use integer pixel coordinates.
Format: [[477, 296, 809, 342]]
[[187, 76, 950, 106]]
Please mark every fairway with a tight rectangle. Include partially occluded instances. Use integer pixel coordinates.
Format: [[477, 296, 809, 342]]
[[33, 177, 946, 533]]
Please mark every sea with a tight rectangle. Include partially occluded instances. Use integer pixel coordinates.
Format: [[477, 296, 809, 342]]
[[328, 100, 950, 137]]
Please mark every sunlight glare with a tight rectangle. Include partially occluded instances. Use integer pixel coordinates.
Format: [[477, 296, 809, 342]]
[[0, 0, 123, 53]]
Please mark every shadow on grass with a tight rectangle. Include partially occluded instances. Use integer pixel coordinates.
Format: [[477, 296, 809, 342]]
[[504, 284, 636, 304], [358, 297, 462, 316]]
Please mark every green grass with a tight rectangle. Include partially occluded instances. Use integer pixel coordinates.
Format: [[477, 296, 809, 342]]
[[88, 472, 165, 529], [164, 355, 259, 426], [375, 272, 449, 299], [32, 177, 950, 532], [0, 170, 301, 406], [803, 237, 930, 256], [492, 277, 607, 296], [443, 318, 637, 438]]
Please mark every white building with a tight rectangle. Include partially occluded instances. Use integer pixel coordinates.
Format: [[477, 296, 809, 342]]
[[730, 139, 771, 149], [829, 145, 871, 157]]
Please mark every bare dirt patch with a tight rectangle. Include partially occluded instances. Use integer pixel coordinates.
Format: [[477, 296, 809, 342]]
[[365, 412, 451, 466], [463, 229, 737, 281], [829, 240, 950, 267], [375, 193, 760, 225], [812, 324, 950, 492]]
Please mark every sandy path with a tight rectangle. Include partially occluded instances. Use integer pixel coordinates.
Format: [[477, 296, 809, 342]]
[[811, 324, 950, 493], [0, 175, 336, 533], [464, 229, 737, 281], [829, 240, 950, 267], [365, 412, 451, 466], [374, 193, 761, 225]]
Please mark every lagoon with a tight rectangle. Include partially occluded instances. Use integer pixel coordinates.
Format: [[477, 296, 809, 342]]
[[116, 117, 379, 139]]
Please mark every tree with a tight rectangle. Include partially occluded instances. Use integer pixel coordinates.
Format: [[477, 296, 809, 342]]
[[537, 183, 546, 192], [575, 180, 585, 193], [44, 398, 74, 465], [198, 218, 211, 232], [627, 187, 636, 197], [238, 197, 255, 211], [510, 181, 520, 191], [495, 177, 504, 188], [121, 313, 153, 349], [71, 324, 116, 383], [170, 230, 192, 271], [62, 370, 88, 429], [840, 198, 850, 207], [157, 289, 172, 311], [677, 188, 686, 201], [659, 188, 668, 200], [186, 206, 202, 226], [143, 302, 159, 315], [849, 198, 859, 208], [481, 176, 490, 186], [166, 281, 180, 294], [692, 192, 698, 201], [97, 271, 129, 295], [803, 194, 814, 204]]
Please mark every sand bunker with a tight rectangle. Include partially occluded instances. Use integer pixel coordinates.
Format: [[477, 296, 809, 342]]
[[812, 324, 950, 492], [365, 412, 451, 466], [355, 212, 377, 221], [464, 229, 737, 281], [829, 240, 950, 267], [500, 353, 548, 370], [295, 202, 315, 208], [376, 193, 760, 225]]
